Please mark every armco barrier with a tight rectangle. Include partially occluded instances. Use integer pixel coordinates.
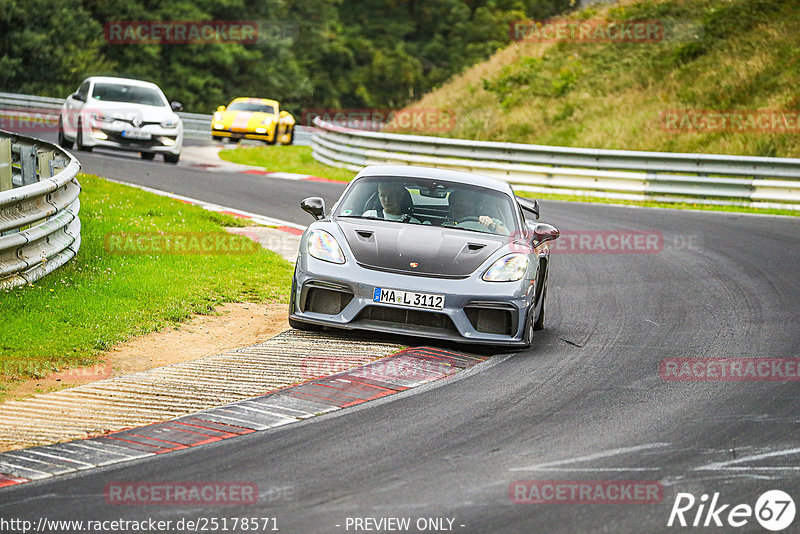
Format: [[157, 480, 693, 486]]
[[0, 128, 81, 289], [310, 117, 800, 210], [0, 91, 313, 144]]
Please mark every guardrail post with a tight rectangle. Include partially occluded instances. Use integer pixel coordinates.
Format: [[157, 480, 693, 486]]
[[51, 157, 67, 176], [0, 138, 11, 191], [37, 149, 54, 180], [19, 145, 37, 185]]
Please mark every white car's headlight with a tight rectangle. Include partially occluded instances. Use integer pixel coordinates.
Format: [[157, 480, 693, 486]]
[[307, 230, 345, 264], [91, 112, 113, 123], [161, 117, 179, 128], [483, 253, 528, 282]]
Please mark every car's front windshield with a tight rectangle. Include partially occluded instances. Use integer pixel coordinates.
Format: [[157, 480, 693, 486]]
[[227, 102, 276, 114], [336, 176, 518, 236], [91, 83, 166, 106]]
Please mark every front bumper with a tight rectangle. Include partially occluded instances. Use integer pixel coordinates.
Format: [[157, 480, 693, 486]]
[[84, 125, 182, 155], [290, 253, 537, 347], [211, 129, 275, 142]]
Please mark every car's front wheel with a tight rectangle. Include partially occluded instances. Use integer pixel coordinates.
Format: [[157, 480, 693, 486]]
[[533, 286, 547, 331], [164, 153, 180, 164], [58, 117, 73, 149], [75, 120, 92, 152]]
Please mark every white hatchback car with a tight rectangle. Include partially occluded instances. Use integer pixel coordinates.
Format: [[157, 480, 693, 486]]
[[58, 76, 183, 163]]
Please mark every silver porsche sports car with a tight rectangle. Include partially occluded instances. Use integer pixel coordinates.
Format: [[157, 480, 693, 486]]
[[289, 165, 559, 348]]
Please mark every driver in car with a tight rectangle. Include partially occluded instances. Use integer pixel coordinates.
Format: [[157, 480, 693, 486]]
[[362, 182, 424, 223], [446, 189, 510, 235]]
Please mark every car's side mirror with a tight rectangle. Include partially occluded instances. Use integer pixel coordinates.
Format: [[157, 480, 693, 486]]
[[71, 92, 85, 102], [517, 197, 540, 220], [301, 197, 326, 220], [171, 101, 184, 112], [216, 105, 226, 112], [532, 223, 559, 247]]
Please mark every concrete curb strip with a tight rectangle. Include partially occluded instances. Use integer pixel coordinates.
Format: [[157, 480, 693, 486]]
[[0, 341, 487, 489]]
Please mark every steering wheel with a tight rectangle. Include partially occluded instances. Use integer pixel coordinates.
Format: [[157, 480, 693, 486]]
[[456, 216, 482, 223]]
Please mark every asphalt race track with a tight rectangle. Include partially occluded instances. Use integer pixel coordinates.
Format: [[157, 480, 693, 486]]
[[1, 139, 799, 533]]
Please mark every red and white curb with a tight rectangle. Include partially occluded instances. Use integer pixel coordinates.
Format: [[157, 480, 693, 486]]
[[104, 178, 306, 233], [0, 347, 489, 489]]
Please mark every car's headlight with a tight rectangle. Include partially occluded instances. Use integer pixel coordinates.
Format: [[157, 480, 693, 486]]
[[161, 117, 179, 128], [213, 112, 222, 120], [261, 117, 275, 125], [483, 253, 528, 282], [91, 112, 113, 123], [307, 230, 345, 264]]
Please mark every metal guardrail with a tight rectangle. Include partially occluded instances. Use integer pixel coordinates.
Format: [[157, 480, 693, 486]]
[[311, 118, 800, 210], [0, 91, 314, 145], [0, 128, 81, 289]]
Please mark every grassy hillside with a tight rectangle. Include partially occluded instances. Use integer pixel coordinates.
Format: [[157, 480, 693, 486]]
[[403, 0, 800, 157]]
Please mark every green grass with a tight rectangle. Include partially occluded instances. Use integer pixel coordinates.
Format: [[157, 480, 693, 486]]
[[219, 145, 357, 182], [0, 174, 294, 397], [517, 190, 800, 217], [404, 0, 800, 158]]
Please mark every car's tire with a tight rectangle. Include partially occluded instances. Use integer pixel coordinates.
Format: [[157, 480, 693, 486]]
[[75, 120, 92, 152], [57, 117, 73, 149], [285, 126, 294, 145], [140, 152, 155, 160], [521, 304, 536, 350], [212, 135, 223, 142], [533, 286, 547, 331], [164, 153, 180, 164]]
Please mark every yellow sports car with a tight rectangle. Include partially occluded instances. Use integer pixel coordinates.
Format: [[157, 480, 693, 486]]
[[211, 97, 295, 144]]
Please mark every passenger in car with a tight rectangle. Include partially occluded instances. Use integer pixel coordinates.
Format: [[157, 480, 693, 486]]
[[446, 189, 510, 235], [362, 182, 425, 224]]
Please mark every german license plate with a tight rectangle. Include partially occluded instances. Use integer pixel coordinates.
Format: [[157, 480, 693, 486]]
[[122, 130, 151, 140], [373, 287, 444, 310]]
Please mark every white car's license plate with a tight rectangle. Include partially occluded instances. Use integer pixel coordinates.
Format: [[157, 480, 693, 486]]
[[373, 287, 444, 310], [122, 130, 151, 140]]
